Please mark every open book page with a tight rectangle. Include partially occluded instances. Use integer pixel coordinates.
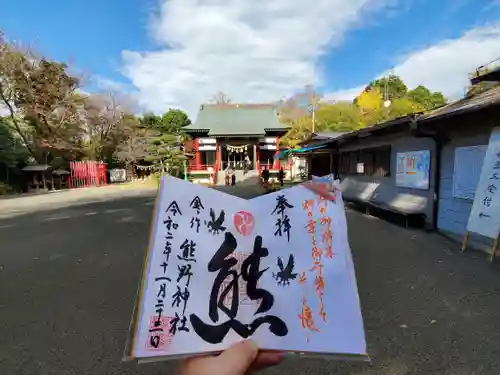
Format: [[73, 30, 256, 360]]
[[128, 176, 366, 361]]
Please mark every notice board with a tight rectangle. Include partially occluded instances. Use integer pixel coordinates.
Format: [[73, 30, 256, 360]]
[[395, 150, 431, 190], [452, 145, 487, 200]]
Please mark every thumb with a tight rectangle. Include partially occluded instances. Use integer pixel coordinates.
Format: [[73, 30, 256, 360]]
[[215, 340, 259, 375]]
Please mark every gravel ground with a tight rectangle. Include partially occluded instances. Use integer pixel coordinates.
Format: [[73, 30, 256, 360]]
[[1, 185, 500, 374]]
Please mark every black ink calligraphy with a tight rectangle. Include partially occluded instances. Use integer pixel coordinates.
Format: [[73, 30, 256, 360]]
[[190, 232, 288, 344], [272, 255, 298, 286], [482, 196, 492, 207], [206, 208, 227, 235], [189, 196, 205, 214], [178, 239, 197, 262], [271, 195, 294, 242], [274, 215, 292, 241], [172, 285, 190, 315], [170, 313, 190, 335], [164, 216, 179, 231], [190, 217, 201, 233], [271, 195, 294, 216], [166, 200, 182, 216], [177, 264, 193, 287]]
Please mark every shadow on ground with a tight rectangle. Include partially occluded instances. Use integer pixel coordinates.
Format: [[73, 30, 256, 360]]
[[211, 176, 266, 199], [2, 195, 500, 374]]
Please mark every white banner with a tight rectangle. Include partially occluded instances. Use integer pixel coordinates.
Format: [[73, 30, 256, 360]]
[[467, 128, 500, 239]]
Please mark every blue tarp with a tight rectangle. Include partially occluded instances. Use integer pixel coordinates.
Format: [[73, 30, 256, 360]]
[[273, 144, 329, 159]]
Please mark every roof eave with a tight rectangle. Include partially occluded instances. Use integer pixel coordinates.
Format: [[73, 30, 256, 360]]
[[264, 127, 290, 132], [419, 100, 500, 124], [184, 128, 210, 133], [470, 68, 500, 85], [321, 115, 416, 146], [211, 133, 266, 137]]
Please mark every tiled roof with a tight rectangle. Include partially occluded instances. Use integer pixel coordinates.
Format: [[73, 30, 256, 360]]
[[185, 104, 288, 136], [299, 131, 348, 146], [419, 85, 500, 122]]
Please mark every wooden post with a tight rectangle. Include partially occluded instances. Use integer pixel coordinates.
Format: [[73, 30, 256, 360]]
[[490, 235, 500, 263], [461, 231, 470, 253]]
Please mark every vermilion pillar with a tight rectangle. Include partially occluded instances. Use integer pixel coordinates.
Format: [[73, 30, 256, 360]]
[[215, 143, 221, 171], [273, 136, 280, 169], [194, 138, 201, 170]]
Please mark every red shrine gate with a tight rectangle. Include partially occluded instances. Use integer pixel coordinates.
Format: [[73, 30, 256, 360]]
[[69, 161, 108, 188]]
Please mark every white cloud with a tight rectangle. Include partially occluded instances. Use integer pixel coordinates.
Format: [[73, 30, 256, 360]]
[[327, 23, 500, 100], [323, 85, 365, 102], [94, 76, 130, 92], [392, 24, 500, 98], [121, 0, 398, 118]]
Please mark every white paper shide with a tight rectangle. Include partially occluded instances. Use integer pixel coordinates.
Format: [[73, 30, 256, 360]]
[[129, 176, 366, 361]]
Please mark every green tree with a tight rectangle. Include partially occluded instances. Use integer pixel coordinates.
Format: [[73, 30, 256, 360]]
[[364, 75, 408, 101], [407, 85, 446, 109], [0, 116, 28, 167], [315, 102, 364, 132], [161, 109, 191, 133], [280, 116, 313, 148], [138, 109, 192, 175], [140, 112, 163, 129], [146, 133, 186, 174], [387, 97, 425, 118]]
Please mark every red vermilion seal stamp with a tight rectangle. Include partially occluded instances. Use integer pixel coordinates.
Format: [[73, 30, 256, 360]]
[[146, 316, 174, 350], [233, 211, 255, 236]]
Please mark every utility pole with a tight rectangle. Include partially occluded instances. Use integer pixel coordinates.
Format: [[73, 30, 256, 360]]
[[310, 92, 317, 134]]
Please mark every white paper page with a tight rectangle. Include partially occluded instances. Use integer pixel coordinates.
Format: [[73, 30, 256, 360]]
[[131, 176, 366, 359], [249, 186, 366, 355]]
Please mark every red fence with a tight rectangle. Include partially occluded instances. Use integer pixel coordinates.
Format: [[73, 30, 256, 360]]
[[69, 161, 107, 189]]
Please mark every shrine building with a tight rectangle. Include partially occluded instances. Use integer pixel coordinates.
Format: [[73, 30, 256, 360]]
[[184, 104, 291, 184]]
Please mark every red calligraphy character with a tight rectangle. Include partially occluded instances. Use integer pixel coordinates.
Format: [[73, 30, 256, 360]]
[[299, 272, 307, 285], [307, 219, 316, 234], [298, 297, 320, 342], [303, 199, 314, 211]]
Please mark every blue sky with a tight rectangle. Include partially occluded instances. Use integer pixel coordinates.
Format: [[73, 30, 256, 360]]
[[1, 0, 500, 116]]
